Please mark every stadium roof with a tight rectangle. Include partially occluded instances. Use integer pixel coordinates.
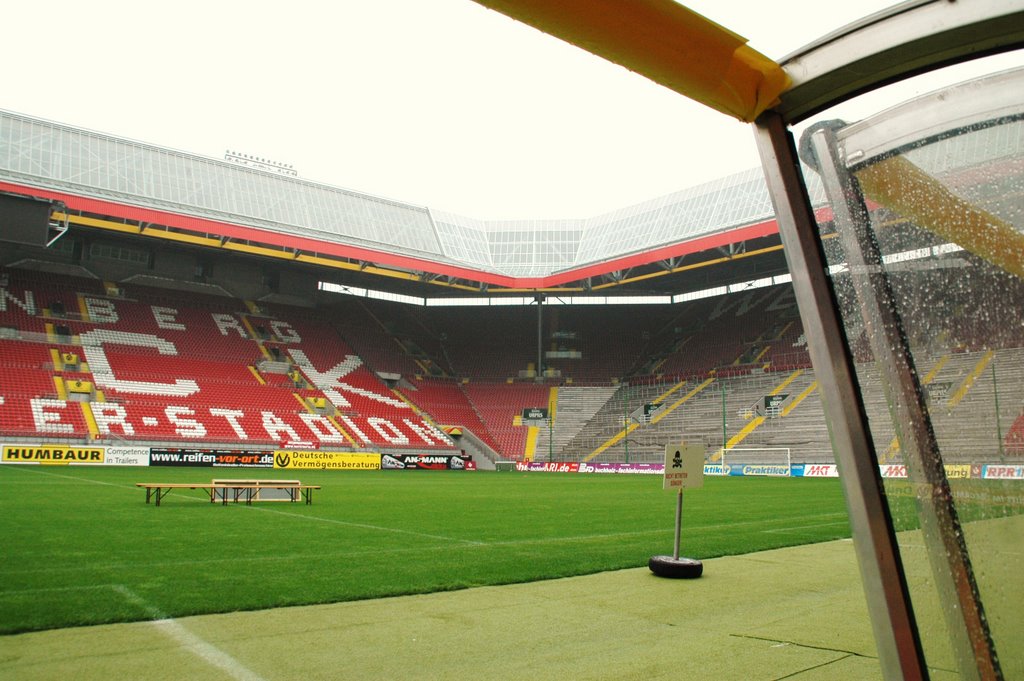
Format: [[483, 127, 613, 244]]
[[0, 108, 825, 295]]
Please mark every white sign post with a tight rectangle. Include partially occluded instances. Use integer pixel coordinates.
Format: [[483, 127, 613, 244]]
[[650, 444, 705, 578]]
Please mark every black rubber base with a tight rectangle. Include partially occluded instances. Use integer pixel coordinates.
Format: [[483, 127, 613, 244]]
[[648, 555, 704, 579]]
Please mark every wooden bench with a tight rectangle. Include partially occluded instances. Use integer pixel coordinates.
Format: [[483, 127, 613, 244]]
[[136, 481, 321, 507]]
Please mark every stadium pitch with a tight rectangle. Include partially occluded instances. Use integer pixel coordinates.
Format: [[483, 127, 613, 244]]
[[2, 464, 1021, 679], [0, 465, 852, 634]]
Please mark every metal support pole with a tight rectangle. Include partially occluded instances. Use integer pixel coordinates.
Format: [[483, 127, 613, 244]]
[[673, 489, 683, 560], [721, 382, 727, 458], [548, 415, 554, 462], [752, 111, 927, 681], [623, 383, 629, 463], [992, 361, 1004, 461]]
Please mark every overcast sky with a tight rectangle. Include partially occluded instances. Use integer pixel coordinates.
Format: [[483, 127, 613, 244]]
[[2, 1, 1016, 220]]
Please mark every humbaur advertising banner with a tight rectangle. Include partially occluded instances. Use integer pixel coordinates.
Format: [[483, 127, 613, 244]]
[[2, 444, 107, 465], [1, 444, 149, 466], [273, 450, 381, 470]]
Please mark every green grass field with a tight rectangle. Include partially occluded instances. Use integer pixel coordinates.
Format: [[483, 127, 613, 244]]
[[0, 465, 852, 635]]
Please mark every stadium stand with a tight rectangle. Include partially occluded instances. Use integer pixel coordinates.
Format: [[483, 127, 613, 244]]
[[397, 377, 498, 452], [463, 382, 552, 459], [0, 268, 455, 451], [325, 296, 441, 378], [2, 260, 1021, 464], [533, 385, 619, 461]]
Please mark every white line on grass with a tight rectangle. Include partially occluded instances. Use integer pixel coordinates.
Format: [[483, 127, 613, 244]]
[[3, 465, 137, 490], [1, 583, 124, 594], [111, 585, 268, 681], [241, 504, 488, 546], [762, 520, 849, 534]]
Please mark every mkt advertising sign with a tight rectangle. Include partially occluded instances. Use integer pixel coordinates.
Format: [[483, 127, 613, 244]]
[[802, 464, 839, 477], [879, 464, 978, 480]]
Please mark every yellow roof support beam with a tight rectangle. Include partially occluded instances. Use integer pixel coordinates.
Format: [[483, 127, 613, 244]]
[[141, 226, 223, 248], [221, 241, 298, 260], [855, 157, 1024, 280], [472, 0, 790, 122]]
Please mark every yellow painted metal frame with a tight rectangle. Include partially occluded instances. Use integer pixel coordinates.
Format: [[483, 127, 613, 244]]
[[472, 0, 790, 122]]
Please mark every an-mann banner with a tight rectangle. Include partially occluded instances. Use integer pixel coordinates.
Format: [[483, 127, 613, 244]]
[[151, 449, 274, 468], [381, 454, 471, 470], [274, 450, 380, 470]]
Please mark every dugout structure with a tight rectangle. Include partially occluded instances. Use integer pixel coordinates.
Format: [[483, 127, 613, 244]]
[[747, 4, 1024, 678]]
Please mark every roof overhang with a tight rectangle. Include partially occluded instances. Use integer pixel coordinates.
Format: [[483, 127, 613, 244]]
[[0, 179, 789, 293]]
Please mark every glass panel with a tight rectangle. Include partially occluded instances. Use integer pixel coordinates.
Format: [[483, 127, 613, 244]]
[[802, 64, 1024, 678]]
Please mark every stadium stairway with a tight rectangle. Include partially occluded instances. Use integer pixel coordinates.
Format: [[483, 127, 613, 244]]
[[533, 385, 618, 461], [709, 369, 809, 462], [581, 377, 717, 463], [875, 348, 1024, 465]]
